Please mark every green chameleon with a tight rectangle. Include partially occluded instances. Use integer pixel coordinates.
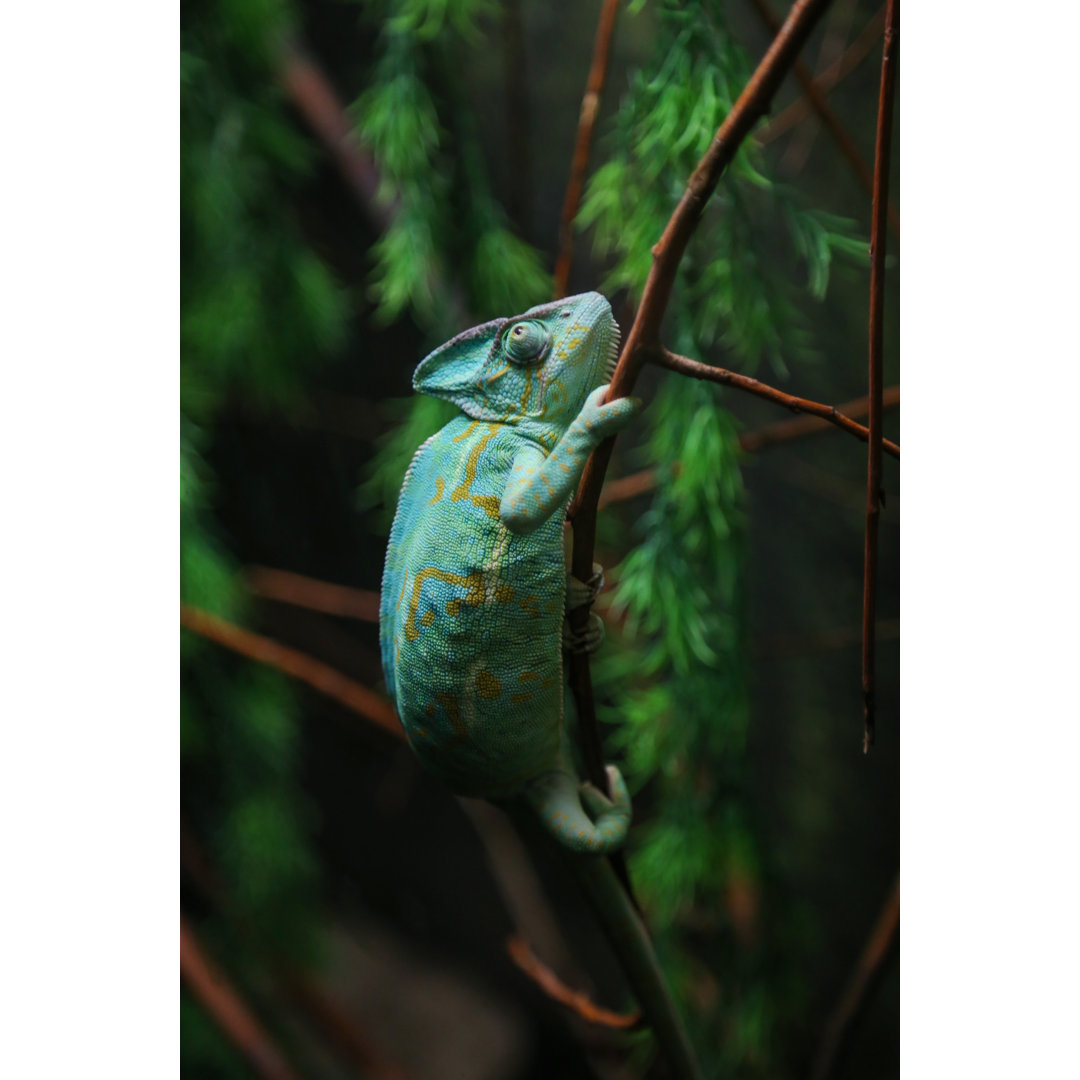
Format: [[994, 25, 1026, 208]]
[[380, 292, 700, 1079]]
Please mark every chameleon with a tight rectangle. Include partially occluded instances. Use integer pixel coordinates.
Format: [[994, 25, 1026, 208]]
[[379, 291, 701, 1080], [379, 290, 639, 853]]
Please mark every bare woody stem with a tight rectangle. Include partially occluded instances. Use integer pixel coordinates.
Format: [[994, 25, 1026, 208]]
[[749, 0, 898, 236], [597, 386, 900, 509], [759, 5, 887, 145], [506, 935, 641, 1030], [862, 0, 898, 753], [654, 349, 899, 458], [809, 874, 900, 1080], [180, 915, 302, 1080], [246, 566, 380, 622], [553, 0, 622, 298], [179, 603, 402, 739], [566, 0, 838, 795]]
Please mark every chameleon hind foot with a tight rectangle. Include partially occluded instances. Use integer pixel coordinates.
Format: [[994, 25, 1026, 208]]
[[564, 563, 606, 655]]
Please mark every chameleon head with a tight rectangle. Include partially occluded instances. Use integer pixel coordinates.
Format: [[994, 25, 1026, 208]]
[[413, 291, 620, 432]]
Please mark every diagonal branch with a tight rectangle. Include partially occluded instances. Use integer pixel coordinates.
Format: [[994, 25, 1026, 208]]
[[809, 873, 900, 1080], [246, 566, 380, 622], [566, 0, 839, 798], [506, 935, 641, 1030], [553, 0, 622, 298], [759, 5, 887, 145], [596, 385, 899, 509], [862, 0, 898, 752], [181, 914, 303, 1080], [653, 349, 899, 458], [749, 0, 898, 235], [180, 604, 402, 739]]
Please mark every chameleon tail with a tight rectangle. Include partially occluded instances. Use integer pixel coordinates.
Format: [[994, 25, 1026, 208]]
[[524, 765, 631, 855], [571, 853, 703, 1080]]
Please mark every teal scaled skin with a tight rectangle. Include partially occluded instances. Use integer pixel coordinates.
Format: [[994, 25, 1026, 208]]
[[379, 292, 639, 853]]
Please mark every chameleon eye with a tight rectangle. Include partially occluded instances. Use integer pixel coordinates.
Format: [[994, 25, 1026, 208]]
[[503, 320, 549, 365]]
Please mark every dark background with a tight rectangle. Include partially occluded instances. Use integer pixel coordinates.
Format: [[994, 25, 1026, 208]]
[[180, 1, 899, 1078]]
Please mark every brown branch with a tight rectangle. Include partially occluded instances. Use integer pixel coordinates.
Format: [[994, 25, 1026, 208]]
[[739, 384, 899, 452], [749, 0, 898, 236], [759, 5, 887, 145], [506, 935, 642, 1030], [596, 386, 898, 509], [862, 0, 898, 753], [180, 604, 402, 740], [246, 566, 380, 622], [181, 824, 412, 1080], [553, 0, 622, 299], [277, 38, 393, 236], [181, 914, 303, 1080], [809, 873, 900, 1080], [567, 0, 839, 798], [655, 349, 899, 458]]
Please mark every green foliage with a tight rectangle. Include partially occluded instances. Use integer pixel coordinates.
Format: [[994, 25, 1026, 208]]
[[181, 0, 344, 1018]]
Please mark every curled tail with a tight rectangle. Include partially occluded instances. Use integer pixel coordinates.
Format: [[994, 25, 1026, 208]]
[[524, 765, 631, 854]]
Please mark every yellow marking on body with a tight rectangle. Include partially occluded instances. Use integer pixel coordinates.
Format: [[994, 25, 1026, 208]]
[[520, 595, 540, 617], [452, 421, 479, 443], [427, 476, 445, 505], [472, 495, 500, 520], [541, 676, 558, 688], [434, 692, 468, 739], [484, 362, 510, 384], [405, 567, 484, 641], [475, 670, 502, 700], [519, 367, 534, 412], [420, 610, 435, 627], [451, 425, 502, 521], [495, 584, 515, 603], [510, 692, 532, 705], [518, 670, 538, 682]]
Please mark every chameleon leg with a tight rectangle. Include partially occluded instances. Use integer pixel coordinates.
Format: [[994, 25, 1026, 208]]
[[523, 765, 631, 855]]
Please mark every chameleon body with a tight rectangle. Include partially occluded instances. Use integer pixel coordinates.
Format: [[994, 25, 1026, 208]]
[[379, 292, 637, 853], [379, 292, 702, 1080]]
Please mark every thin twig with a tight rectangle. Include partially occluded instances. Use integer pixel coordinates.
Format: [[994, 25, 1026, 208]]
[[567, 0, 839, 800], [597, 382, 899, 509], [654, 349, 899, 458], [181, 824, 412, 1080], [740, 384, 899, 452], [553, 0, 622, 299], [277, 37, 393, 235], [501, 0, 533, 237], [181, 914, 303, 1080], [862, 0, 898, 753], [246, 566, 380, 622], [749, 0, 898, 236], [180, 604, 402, 739], [506, 935, 642, 1030], [809, 873, 900, 1080], [759, 6, 886, 145]]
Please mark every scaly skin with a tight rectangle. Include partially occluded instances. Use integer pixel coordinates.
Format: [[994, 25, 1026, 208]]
[[380, 292, 637, 852]]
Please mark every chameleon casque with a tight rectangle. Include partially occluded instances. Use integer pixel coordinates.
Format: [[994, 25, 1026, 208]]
[[379, 292, 700, 1080], [379, 291, 638, 851]]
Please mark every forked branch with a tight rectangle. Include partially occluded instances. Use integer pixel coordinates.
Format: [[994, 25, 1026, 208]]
[[565, 0, 839, 795]]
